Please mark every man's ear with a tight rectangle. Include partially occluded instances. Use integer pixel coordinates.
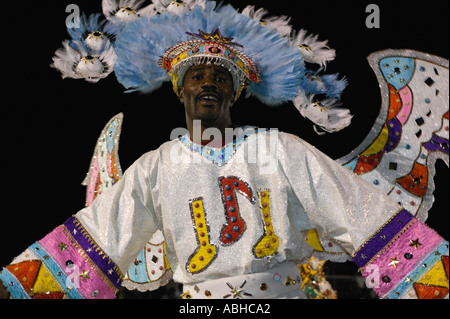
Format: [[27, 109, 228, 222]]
[[229, 92, 236, 108], [178, 86, 184, 104]]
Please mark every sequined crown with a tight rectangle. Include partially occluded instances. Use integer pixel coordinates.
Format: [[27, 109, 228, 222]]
[[160, 28, 261, 100]]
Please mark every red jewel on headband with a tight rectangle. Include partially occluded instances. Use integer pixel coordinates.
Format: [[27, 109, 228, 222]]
[[209, 47, 220, 53]]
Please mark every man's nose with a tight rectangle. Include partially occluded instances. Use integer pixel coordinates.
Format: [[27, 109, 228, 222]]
[[201, 74, 218, 90]]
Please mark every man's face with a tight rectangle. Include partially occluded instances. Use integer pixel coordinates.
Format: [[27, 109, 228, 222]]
[[179, 64, 235, 127]]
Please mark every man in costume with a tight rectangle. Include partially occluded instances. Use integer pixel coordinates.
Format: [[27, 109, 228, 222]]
[[1, 0, 448, 299]]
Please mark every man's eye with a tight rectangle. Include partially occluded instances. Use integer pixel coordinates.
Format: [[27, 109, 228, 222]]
[[192, 74, 203, 80], [216, 77, 226, 82]]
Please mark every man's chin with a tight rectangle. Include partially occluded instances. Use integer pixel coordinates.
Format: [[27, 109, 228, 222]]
[[195, 105, 221, 121]]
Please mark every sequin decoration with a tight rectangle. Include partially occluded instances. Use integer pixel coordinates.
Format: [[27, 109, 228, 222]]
[[178, 127, 262, 166], [186, 198, 218, 274], [123, 231, 172, 288], [0, 217, 123, 299], [82, 113, 123, 207], [161, 27, 261, 100], [339, 50, 448, 220], [218, 177, 255, 246], [379, 57, 415, 90], [397, 162, 428, 197], [355, 209, 449, 298], [253, 190, 279, 258]]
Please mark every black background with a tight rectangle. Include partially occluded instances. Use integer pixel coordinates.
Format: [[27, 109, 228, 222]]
[[1, 0, 448, 299]]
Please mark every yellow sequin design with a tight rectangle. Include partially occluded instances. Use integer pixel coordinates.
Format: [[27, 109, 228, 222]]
[[253, 190, 279, 258], [186, 198, 218, 274]]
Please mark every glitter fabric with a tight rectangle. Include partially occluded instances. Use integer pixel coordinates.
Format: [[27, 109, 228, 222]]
[[0, 217, 123, 299], [356, 210, 449, 299], [338, 50, 449, 222], [2, 128, 445, 299], [73, 129, 403, 287]]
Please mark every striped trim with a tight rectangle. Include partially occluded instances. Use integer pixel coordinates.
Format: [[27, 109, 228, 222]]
[[30, 242, 83, 299], [354, 209, 413, 268], [360, 218, 444, 297], [385, 240, 448, 299], [1, 216, 124, 299], [39, 224, 119, 298], [0, 268, 30, 299], [63, 216, 123, 289]]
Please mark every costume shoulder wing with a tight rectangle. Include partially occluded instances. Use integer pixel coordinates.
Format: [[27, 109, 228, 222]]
[[337, 49, 449, 222], [82, 113, 124, 206], [82, 113, 173, 292]]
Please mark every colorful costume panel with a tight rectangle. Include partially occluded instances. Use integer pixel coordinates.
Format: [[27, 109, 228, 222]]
[[2, 130, 447, 298]]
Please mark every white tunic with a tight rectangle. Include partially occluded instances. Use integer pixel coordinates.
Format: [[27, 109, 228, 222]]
[[76, 127, 401, 286]]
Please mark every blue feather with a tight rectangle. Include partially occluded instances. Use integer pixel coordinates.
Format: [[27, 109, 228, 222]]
[[67, 13, 104, 41], [113, 0, 348, 107]]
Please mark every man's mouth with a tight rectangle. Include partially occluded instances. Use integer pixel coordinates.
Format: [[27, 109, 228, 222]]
[[197, 93, 221, 103]]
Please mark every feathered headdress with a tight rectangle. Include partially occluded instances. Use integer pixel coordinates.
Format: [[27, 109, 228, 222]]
[[51, 0, 351, 133]]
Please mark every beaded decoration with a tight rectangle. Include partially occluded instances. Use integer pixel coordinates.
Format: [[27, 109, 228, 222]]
[[0, 216, 124, 299], [253, 190, 280, 259], [354, 210, 449, 299], [160, 27, 261, 101], [338, 50, 449, 222], [52, 0, 351, 132], [218, 176, 255, 246], [186, 197, 218, 274], [178, 127, 263, 166]]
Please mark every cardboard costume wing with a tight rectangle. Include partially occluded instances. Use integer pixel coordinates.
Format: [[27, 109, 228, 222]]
[[81, 113, 173, 292], [82, 50, 448, 295], [307, 49, 449, 259]]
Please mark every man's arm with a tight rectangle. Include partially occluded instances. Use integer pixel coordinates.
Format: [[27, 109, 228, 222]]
[[0, 154, 159, 299], [279, 133, 449, 299]]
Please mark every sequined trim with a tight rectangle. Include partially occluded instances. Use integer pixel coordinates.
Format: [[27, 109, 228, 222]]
[[0, 267, 33, 299], [38, 224, 120, 298], [63, 216, 124, 289], [218, 176, 255, 246], [360, 219, 444, 298], [178, 128, 263, 166], [384, 241, 448, 299], [353, 209, 412, 268], [0, 217, 123, 299], [29, 242, 83, 299], [186, 197, 219, 274], [253, 189, 279, 258]]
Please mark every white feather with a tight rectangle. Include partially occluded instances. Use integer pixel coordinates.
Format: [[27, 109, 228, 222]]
[[291, 29, 335, 67], [166, 1, 190, 14], [51, 41, 117, 83], [293, 92, 352, 134], [51, 41, 84, 80], [241, 5, 292, 37], [152, 0, 206, 15], [84, 32, 111, 53], [138, 3, 158, 17], [102, 0, 147, 21]]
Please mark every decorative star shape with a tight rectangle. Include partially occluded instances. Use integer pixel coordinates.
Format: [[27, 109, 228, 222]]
[[388, 256, 401, 268], [79, 270, 91, 281], [231, 286, 243, 298], [57, 242, 68, 252], [186, 28, 243, 47], [409, 238, 422, 249]]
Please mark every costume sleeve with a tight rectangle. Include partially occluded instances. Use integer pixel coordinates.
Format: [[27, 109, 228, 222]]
[[0, 153, 159, 299], [279, 133, 449, 299]]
